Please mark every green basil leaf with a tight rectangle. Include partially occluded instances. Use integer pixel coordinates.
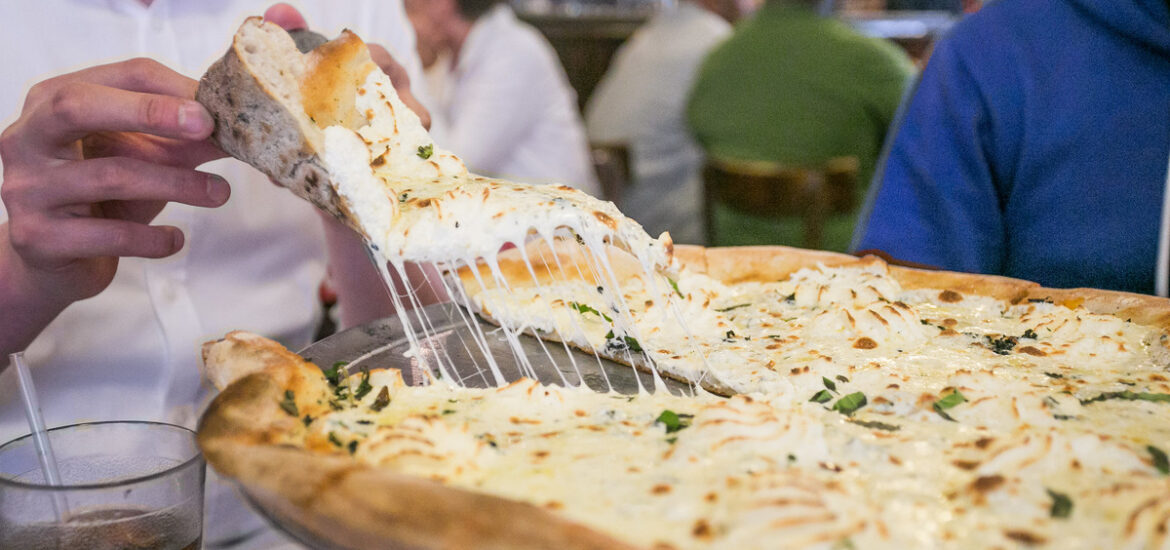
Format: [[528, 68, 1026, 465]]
[[606, 330, 643, 354], [625, 336, 643, 353], [1149, 445, 1169, 475], [933, 390, 968, 419], [715, 303, 750, 312], [323, 362, 347, 387], [1047, 488, 1073, 518], [1080, 391, 1170, 405], [831, 392, 868, 415], [353, 368, 373, 400], [370, 386, 391, 412], [655, 410, 693, 433], [569, 301, 613, 322], [810, 389, 833, 404], [849, 419, 900, 432], [278, 390, 298, 417]]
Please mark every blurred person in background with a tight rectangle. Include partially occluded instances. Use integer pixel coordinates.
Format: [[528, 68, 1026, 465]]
[[0, 2, 431, 547], [687, 0, 914, 251], [853, 0, 1170, 295], [406, 0, 600, 195], [585, 0, 738, 245]]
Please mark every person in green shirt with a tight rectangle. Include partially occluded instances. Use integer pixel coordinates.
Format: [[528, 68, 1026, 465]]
[[687, 0, 915, 251]]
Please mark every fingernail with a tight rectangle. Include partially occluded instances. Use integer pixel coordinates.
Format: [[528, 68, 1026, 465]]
[[179, 101, 213, 135], [171, 228, 185, 252], [206, 174, 230, 204]]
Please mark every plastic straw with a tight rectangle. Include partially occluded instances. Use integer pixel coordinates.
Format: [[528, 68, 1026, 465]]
[[10, 352, 69, 520]]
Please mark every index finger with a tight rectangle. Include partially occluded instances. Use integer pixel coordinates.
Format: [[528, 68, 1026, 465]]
[[24, 81, 213, 154], [263, 3, 308, 31], [33, 58, 200, 106], [367, 44, 412, 91]]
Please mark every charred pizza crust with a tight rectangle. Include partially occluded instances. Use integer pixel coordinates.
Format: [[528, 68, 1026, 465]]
[[196, 17, 378, 234], [687, 245, 1170, 331]]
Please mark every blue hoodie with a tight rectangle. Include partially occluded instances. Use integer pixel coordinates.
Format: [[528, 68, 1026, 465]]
[[852, 0, 1170, 294]]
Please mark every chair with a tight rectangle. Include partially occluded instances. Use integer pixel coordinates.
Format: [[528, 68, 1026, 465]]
[[702, 156, 859, 249], [590, 142, 632, 203]]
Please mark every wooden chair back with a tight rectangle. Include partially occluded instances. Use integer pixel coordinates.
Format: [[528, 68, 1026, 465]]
[[702, 156, 859, 249]]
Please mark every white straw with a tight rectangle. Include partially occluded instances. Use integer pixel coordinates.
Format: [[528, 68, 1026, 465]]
[[10, 352, 69, 519]]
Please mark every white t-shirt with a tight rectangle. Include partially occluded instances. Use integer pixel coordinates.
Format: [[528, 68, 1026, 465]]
[[0, 0, 419, 545], [426, 5, 599, 195], [585, 2, 731, 245]]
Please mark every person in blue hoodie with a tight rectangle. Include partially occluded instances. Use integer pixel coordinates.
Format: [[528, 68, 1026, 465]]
[[851, 0, 1170, 295]]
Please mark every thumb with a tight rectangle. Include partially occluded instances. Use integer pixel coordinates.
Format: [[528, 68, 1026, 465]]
[[264, 3, 308, 31], [368, 44, 432, 131]]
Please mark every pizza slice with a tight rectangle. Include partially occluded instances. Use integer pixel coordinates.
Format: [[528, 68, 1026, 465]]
[[456, 241, 1170, 404], [197, 17, 671, 271]]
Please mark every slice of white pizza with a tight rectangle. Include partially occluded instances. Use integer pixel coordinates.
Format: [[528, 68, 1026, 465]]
[[197, 17, 671, 271]]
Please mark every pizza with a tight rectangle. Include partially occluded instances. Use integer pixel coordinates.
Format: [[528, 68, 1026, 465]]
[[200, 247, 1170, 549], [195, 19, 1170, 550], [197, 17, 671, 272]]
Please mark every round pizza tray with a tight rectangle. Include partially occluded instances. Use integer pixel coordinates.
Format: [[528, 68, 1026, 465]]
[[241, 303, 691, 549]]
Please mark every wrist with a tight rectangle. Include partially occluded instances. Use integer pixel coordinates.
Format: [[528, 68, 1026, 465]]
[[0, 223, 72, 357]]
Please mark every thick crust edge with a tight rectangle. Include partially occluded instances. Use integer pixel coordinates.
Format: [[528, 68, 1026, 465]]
[[679, 244, 1170, 332], [198, 333, 639, 550], [195, 17, 358, 232]]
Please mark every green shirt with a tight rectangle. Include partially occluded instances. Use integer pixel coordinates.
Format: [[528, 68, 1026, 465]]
[[687, 3, 915, 250]]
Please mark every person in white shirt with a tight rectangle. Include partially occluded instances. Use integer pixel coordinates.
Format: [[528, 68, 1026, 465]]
[[0, 1, 431, 546], [584, 0, 736, 245], [406, 0, 600, 195]]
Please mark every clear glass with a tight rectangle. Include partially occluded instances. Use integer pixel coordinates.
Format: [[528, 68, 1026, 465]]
[[0, 421, 205, 550]]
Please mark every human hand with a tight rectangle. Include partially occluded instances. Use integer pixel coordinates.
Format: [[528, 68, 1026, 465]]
[[0, 59, 229, 309]]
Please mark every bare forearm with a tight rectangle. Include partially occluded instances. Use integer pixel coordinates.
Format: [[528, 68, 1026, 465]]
[[323, 217, 395, 329], [321, 215, 449, 330]]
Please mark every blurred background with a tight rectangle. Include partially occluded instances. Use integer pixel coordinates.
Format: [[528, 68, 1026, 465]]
[[512, 0, 961, 107], [418, 0, 975, 252]]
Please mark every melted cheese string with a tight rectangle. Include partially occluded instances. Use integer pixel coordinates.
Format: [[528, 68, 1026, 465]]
[[319, 45, 706, 393]]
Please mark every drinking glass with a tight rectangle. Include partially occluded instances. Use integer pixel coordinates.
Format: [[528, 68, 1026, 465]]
[[0, 421, 205, 550]]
